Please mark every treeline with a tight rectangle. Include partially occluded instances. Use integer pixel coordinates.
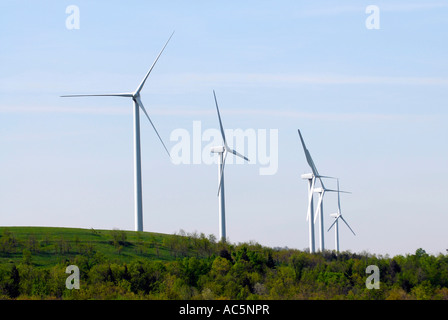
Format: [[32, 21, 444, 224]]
[[0, 229, 448, 300]]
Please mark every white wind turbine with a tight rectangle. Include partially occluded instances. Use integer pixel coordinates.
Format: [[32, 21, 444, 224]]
[[327, 179, 356, 253], [211, 90, 249, 242], [298, 129, 347, 253], [61, 32, 174, 232]]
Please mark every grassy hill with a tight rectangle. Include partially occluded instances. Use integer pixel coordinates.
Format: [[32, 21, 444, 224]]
[[0, 226, 195, 268]]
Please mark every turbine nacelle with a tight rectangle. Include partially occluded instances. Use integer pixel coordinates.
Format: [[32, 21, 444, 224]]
[[330, 213, 339, 218], [301, 173, 314, 180], [314, 187, 324, 193], [211, 146, 225, 154]]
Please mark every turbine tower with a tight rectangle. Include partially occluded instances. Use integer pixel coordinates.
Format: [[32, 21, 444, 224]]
[[327, 179, 356, 252], [211, 90, 249, 241], [61, 32, 174, 232], [298, 129, 345, 252], [300, 172, 316, 253]]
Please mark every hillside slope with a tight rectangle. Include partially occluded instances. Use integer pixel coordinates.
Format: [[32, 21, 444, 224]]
[[1, 226, 448, 300], [0, 226, 199, 267]]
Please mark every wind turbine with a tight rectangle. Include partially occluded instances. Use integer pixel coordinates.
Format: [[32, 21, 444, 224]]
[[327, 179, 356, 252], [297, 129, 346, 252], [211, 90, 249, 242], [61, 32, 174, 232]]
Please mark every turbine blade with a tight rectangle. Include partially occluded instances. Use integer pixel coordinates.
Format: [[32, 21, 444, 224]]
[[230, 148, 249, 162], [213, 90, 227, 147], [217, 150, 227, 196], [314, 190, 325, 224], [306, 177, 315, 221], [136, 97, 171, 158], [340, 216, 356, 236], [60, 93, 133, 97], [297, 129, 320, 177], [134, 31, 175, 94], [297, 129, 308, 153], [325, 188, 351, 194], [317, 175, 337, 179], [317, 175, 325, 191], [327, 216, 339, 232], [337, 179, 341, 213]]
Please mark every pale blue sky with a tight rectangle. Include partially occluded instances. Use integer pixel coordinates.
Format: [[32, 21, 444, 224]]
[[1, 1, 447, 256]]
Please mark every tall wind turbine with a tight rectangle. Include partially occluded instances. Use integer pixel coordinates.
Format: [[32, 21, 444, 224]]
[[61, 32, 174, 232], [327, 179, 356, 252], [211, 90, 249, 241], [298, 129, 345, 252]]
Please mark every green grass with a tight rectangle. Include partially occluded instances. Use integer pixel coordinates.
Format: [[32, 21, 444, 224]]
[[0, 226, 183, 268]]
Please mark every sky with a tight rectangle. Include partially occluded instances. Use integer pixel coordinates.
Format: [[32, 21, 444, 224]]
[[1, 1, 447, 257]]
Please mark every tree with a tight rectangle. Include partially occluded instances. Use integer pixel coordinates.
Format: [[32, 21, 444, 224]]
[[55, 237, 71, 254], [128, 261, 166, 294], [219, 248, 233, 262], [291, 252, 309, 282], [415, 248, 428, 258], [210, 256, 231, 277], [22, 249, 32, 265], [135, 233, 145, 255], [26, 234, 39, 253], [110, 229, 127, 248], [389, 259, 401, 281], [180, 257, 210, 287], [266, 251, 276, 269], [411, 280, 434, 300], [0, 229, 17, 254], [5, 265, 20, 298]]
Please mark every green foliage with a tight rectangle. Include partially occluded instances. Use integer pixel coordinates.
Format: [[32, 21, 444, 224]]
[[0, 229, 18, 254], [0, 228, 448, 300]]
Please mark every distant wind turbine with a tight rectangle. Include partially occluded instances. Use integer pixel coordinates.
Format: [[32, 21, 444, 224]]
[[327, 179, 356, 252], [61, 32, 174, 232], [298, 129, 348, 252], [211, 90, 249, 241]]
